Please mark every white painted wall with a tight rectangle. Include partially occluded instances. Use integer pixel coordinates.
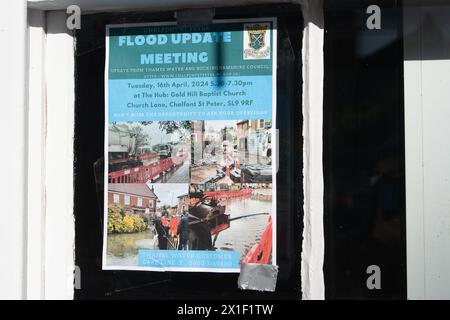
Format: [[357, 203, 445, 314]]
[[0, 0, 27, 300], [404, 5, 450, 300]]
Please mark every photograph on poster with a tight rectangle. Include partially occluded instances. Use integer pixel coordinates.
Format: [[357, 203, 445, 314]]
[[188, 183, 273, 265], [105, 181, 273, 267], [106, 183, 189, 266], [191, 120, 272, 185], [107, 121, 191, 183]]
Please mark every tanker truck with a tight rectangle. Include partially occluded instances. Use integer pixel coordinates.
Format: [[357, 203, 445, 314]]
[[108, 124, 143, 172]]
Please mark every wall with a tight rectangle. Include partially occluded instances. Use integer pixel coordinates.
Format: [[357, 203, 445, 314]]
[[404, 5, 450, 300], [0, 0, 27, 300]]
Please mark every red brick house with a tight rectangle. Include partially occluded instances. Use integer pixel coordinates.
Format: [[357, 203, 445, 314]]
[[108, 183, 158, 214]]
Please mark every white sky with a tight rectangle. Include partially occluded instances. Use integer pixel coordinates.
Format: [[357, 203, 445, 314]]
[[134, 122, 189, 146], [205, 120, 237, 132], [147, 183, 188, 207]]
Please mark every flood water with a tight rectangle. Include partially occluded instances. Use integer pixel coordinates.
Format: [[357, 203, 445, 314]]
[[106, 229, 157, 266], [215, 193, 272, 260], [106, 189, 273, 267]]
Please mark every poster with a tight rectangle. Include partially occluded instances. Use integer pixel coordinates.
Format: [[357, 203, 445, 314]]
[[103, 18, 277, 272]]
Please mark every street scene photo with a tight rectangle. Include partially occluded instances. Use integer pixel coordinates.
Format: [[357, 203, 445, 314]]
[[188, 183, 273, 264], [107, 121, 191, 183], [191, 120, 272, 185], [105, 181, 273, 267], [106, 183, 189, 266]]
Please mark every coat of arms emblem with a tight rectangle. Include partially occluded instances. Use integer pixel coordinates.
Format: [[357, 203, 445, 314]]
[[248, 25, 266, 50], [243, 23, 271, 60]]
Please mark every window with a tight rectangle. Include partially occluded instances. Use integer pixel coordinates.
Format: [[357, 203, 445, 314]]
[[124, 195, 130, 205], [323, 0, 406, 299], [74, 3, 303, 299], [137, 197, 143, 207], [113, 194, 120, 204]]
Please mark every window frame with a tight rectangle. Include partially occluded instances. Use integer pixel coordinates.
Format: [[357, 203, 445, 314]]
[[24, 0, 325, 300]]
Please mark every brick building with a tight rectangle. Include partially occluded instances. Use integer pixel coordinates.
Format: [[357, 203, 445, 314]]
[[108, 183, 158, 214]]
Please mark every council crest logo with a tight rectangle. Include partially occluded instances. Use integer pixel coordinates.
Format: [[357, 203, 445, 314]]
[[243, 23, 271, 60]]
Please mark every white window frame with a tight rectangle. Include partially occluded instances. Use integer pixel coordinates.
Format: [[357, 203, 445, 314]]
[[137, 197, 143, 207], [124, 195, 130, 205], [113, 194, 120, 204], [15, 0, 324, 300]]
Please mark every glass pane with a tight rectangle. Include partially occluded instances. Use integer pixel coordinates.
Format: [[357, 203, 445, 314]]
[[323, 0, 406, 299]]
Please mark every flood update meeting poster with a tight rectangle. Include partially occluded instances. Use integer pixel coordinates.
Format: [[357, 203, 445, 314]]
[[103, 19, 277, 272]]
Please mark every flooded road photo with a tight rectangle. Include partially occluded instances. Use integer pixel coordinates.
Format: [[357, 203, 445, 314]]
[[106, 188, 273, 267], [161, 160, 190, 183], [106, 229, 158, 266], [214, 190, 272, 261]]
